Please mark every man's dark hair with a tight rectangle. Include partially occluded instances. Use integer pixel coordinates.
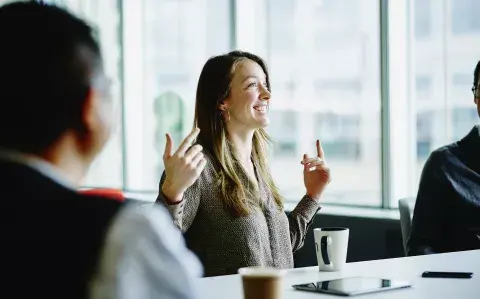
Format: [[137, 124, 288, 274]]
[[0, 1, 102, 153], [474, 60, 480, 87]]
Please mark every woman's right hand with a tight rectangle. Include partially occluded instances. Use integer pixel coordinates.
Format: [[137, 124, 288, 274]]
[[161, 128, 207, 204]]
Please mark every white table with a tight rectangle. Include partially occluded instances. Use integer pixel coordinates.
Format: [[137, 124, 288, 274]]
[[196, 250, 480, 298]]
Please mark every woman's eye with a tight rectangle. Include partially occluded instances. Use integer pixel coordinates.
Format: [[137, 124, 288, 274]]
[[247, 82, 257, 88]]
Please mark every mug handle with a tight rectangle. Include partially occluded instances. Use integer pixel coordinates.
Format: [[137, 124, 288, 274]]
[[321, 236, 333, 269]]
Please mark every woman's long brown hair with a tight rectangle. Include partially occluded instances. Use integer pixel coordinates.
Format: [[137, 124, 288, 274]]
[[193, 51, 283, 217]]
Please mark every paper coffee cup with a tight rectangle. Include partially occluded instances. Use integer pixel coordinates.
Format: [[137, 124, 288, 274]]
[[238, 267, 285, 299]]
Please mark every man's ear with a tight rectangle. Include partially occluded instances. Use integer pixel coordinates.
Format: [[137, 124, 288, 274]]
[[81, 88, 97, 133]]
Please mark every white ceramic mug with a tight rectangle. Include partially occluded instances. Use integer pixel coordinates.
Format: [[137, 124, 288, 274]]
[[314, 227, 349, 271]]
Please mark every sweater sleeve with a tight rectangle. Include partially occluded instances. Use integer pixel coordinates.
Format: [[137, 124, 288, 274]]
[[288, 195, 321, 252], [155, 171, 202, 233]]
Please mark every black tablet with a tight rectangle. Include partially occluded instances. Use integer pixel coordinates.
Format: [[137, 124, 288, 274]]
[[292, 277, 411, 296]]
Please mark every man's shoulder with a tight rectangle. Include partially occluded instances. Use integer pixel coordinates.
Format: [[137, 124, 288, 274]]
[[103, 201, 198, 262], [114, 202, 170, 226], [428, 127, 478, 162], [421, 141, 462, 179], [427, 142, 458, 164], [76, 193, 126, 221], [0, 162, 124, 213], [91, 201, 203, 298]]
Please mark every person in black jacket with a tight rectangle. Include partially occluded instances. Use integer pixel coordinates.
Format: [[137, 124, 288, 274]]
[[407, 61, 480, 256], [0, 2, 201, 298]]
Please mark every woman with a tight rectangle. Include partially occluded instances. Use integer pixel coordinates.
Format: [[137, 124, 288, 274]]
[[157, 51, 331, 277]]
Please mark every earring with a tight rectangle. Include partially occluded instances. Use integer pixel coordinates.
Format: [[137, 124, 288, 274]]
[[221, 109, 230, 124]]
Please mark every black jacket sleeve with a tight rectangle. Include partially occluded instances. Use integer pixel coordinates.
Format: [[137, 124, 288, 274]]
[[407, 150, 451, 256]]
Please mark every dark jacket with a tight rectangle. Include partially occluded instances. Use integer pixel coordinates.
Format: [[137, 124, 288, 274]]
[[0, 161, 124, 298], [408, 125, 480, 255]]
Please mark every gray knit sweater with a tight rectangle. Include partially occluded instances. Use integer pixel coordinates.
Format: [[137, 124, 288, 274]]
[[156, 151, 321, 277]]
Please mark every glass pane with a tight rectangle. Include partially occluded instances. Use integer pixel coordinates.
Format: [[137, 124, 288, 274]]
[[265, 0, 381, 206], [124, 0, 232, 191], [45, 0, 123, 188], [412, 0, 480, 189]]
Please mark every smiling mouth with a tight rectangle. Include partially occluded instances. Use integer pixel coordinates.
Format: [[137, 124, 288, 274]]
[[253, 104, 269, 113]]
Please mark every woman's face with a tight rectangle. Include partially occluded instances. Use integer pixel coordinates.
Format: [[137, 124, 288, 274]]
[[219, 59, 271, 133]]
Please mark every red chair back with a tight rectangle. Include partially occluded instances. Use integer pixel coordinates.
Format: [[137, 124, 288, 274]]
[[79, 188, 125, 202]]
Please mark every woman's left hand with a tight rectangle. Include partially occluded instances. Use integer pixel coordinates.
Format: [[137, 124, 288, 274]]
[[301, 140, 331, 201]]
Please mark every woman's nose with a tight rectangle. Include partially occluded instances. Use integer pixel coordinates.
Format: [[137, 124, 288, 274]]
[[260, 85, 271, 101]]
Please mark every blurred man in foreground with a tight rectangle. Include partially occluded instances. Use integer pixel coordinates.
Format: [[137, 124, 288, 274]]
[[0, 2, 201, 298]]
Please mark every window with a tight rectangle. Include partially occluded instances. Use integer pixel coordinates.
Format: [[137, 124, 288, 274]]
[[267, 110, 298, 157], [452, 73, 475, 104], [47, 0, 123, 188], [153, 91, 186, 178], [37, 0, 480, 209], [452, 73, 472, 86], [314, 79, 362, 93], [415, 75, 432, 104], [405, 0, 480, 207], [123, 0, 232, 191], [314, 0, 360, 36], [416, 112, 433, 160], [315, 113, 361, 161], [320, 113, 361, 162], [451, 0, 480, 35], [415, 75, 431, 92], [414, 0, 431, 38], [267, 0, 295, 52], [264, 0, 381, 207], [452, 108, 478, 140]]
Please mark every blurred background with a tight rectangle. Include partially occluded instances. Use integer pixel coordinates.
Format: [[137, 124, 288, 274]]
[[22, 0, 480, 209]]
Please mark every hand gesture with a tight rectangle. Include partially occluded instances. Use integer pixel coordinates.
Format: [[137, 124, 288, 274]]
[[161, 128, 206, 203], [301, 140, 331, 201]]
